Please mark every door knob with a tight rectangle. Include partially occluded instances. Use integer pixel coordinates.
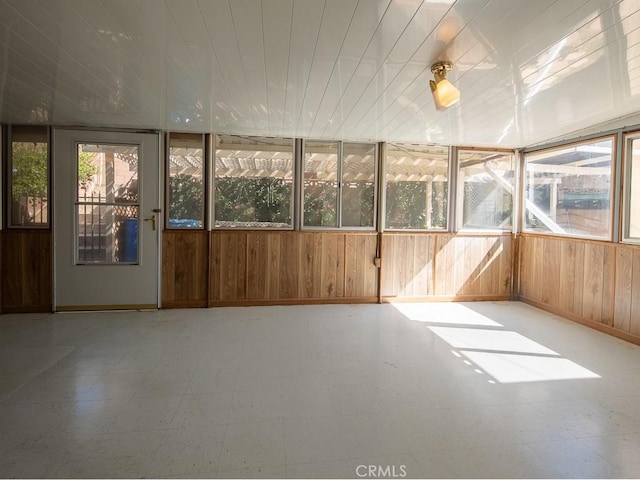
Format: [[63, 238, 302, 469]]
[[144, 214, 156, 231]]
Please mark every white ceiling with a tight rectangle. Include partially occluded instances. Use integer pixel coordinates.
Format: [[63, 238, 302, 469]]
[[1, 0, 640, 148]]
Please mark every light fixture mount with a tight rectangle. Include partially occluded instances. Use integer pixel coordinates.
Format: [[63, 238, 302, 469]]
[[430, 61, 453, 76]]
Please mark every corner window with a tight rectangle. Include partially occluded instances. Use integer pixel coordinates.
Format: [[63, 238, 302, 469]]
[[524, 137, 613, 239], [167, 133, 205, 229], [7, 126, 49, 227], [303, 140, 376, 229], [457, 150, 514, 230], [385, 144, 449, 230], [214, 135, 294, 229]]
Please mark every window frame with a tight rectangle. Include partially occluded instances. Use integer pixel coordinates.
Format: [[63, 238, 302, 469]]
[[0, 124, 3, 230], [213, 134, 296, 231], [456, 147, 516, 233], [301, 139, 378, 231], [165, 132, 207, 230], [522, 135, 616, 241], [5, 125, 51, 229], [622, 131, 640, 244]]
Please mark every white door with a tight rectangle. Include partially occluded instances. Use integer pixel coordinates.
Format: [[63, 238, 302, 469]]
[[53, 129, 160, 310]]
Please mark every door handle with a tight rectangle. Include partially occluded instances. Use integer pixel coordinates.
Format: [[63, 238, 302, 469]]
[[144, 214, 156, 231]]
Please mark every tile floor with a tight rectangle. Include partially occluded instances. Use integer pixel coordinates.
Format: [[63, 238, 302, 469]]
[[1, 301, 640, 478]]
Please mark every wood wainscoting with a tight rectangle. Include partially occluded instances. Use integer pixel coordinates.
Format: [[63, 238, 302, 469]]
[[0, 230, 52, 313], [162, 230, 209, 308], [161, 230, 513, 308], [380, 233, 512, 302], [518, 234, 640, 344], [209, 231, 378, 305]]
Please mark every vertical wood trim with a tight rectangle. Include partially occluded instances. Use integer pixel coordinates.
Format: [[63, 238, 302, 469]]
[[518, 236, 529, 297], [502, 236, 513, 296], [631, 250, 640, 335], [573, 241, 585, 317], [377, 232, 383, 303], [206, 230, 212, 306], [601, 245, 615, 326], [432, 235, 439, 297], [510, 234, 518, 299], [268, 233, 281, 298], [559, 240, 576, 313], [613, 246, 633, 331], [582, 243, 604, 322], [210, 233, 220, 301], [541, 239, 560, 307], [0, 231, 2, 314]]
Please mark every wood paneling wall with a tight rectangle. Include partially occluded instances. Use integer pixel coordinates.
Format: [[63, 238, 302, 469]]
[[162, 230, 209, 308], [518, 234, 640, 343], [0, 231, 2, 314], [210, 231, 378, 305], [0, 230, 52, 313], [381, 233, 512, 301]]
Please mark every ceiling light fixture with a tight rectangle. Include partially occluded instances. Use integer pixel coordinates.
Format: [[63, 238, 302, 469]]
[[430, 61, 460, 110]]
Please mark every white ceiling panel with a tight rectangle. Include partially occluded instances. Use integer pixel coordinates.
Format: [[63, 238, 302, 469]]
[[283, 0, 326, 135], [317, 0, 426, 139], [305, 0, 391, 138], [2, 0, 640, 147], [262, 0, 293, 137], [199, 0, 254, 131], [294, 0, 358, 137]]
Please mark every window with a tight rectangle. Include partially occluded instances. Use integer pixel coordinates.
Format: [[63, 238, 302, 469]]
[[303, 140, 376, 229], [458, 150, 514, 230], [385, 143, 449, 230], [76, 143, 139, 263], [342, 143, 376, 228], [214, 135, 294, 228], [7, 126, 49, 227], [623, 134, 640, 241], [167, 133, 205, 228], [303, 140, 338, 227], [524, 137, 613, 239]]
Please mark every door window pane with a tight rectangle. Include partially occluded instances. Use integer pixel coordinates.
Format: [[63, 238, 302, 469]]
[[524, 138, 613, 239], [385, 144, 449, 230], [168, 133, 204, 228], [214, 135, 293, 228], [342, 143, 376, 228], [458, 150, 514, 230], [9, 126, 49, 227], [76, 144, 140, 263]]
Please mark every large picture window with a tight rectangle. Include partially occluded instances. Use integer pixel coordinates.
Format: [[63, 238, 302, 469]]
[[167, 133, 205, 229], [524, 137, 613, 239], [457, 150, 514, 230], [7, 126, 49, 227], [214, 135, 294, 229], [385, 144, 449, 230], [303, 140, 376, 229]]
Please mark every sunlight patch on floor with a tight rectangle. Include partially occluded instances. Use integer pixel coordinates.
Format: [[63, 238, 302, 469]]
[[393, 302, 600, 384]]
